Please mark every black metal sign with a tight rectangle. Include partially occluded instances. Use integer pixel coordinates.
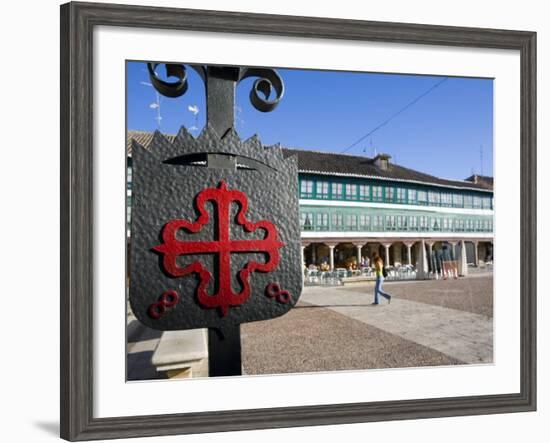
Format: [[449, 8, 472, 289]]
[[128, 63, 302, 375]]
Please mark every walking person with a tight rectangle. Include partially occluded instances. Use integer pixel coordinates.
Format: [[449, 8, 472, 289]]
[[372, 253, 392, 305]]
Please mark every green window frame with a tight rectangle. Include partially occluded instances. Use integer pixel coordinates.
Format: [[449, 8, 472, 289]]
[[385, 186, 395, 203], [345, 183, 357, 200], [300, 212, 314, 230], [428, 190, 440, 206], [345, 213, 358, 230], [417, 190, 428, 205], [331, 212, 344, 230], [372, 186, 383, 202], [359, 214, 371, 230], [316, 181, 329, 199], [385, 215, 396, 230], [396, 187, 407, 203], [332, 182, 344, 199], [316, 213, 329, 230], [358, 184, 370, 201], [473, 196, 482, 209], [373, 215, 383, 230], [441, 193, 452, 207], [300, 180, 314, 198], [297, 208, 493, 234], [419, 216, 428, 230], [452, 193, 463, 208], [408, 188, 417, 205], [396, 215, 405, 230]]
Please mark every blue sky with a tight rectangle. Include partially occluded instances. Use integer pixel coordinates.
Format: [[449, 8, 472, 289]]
[[127, 62, 493, 181]]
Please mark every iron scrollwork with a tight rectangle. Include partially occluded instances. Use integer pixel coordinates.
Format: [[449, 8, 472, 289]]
[[147, 63, 206, 98], [238, 67, 284, 113], [146, 62, 284, 113]]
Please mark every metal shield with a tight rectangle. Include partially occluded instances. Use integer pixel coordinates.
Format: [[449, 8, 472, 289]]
[[129, 125, 302, 331]]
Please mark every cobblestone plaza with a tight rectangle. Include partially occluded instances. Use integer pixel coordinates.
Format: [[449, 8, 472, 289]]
[[128, 273, 493, 379], [242, 274, 493, 375]]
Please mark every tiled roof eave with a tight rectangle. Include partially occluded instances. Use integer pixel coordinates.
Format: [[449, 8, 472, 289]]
[[126, 131, 493, 193], [299, 169, 493, 193]]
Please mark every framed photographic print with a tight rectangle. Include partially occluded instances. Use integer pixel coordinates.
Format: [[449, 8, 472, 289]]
[[60, 1, 536, 441]]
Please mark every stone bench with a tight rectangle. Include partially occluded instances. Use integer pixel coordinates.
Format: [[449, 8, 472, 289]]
[[152, 329, 209, 379]]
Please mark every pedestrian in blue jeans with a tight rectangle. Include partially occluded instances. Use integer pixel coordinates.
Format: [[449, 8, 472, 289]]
[[372, 253, 392, 305]]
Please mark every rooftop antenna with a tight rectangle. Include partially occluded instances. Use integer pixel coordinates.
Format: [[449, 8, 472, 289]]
[[234, 105, 245, 129], [187, 104, 200, 132], [140, 80, 162, 129], [480, 144, 484, 176], [370, 138, 374, 157], [152, 93, 162, 128]]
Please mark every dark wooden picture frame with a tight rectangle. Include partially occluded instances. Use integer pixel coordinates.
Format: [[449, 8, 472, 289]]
[[60, 1, 536, 440]]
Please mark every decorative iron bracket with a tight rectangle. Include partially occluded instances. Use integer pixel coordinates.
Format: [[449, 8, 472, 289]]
[[147, 63, 285, 136]]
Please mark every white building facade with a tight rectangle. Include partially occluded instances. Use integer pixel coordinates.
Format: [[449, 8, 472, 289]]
[[289, 150, 493, 278]]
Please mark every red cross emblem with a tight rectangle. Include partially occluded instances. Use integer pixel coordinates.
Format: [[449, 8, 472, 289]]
[[153, 181, 284, 316]]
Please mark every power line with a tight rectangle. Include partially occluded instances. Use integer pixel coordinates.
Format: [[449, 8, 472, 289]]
[[341, 77, 449, 154]]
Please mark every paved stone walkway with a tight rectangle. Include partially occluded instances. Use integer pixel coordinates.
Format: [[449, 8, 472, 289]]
[[128, 275, 494, 378], [300, 284, 493, 364]]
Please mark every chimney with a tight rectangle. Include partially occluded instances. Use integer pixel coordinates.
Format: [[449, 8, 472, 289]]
[[374, 153, 391, 171], [465, 174, 479, 184]]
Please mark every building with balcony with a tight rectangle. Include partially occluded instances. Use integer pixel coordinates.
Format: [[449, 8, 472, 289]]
[[285, 148, 493, 278], [127, 130, 494, 279]]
